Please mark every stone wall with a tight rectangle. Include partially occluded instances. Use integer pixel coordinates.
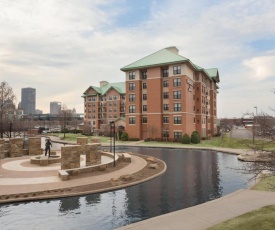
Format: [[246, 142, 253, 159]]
[[85, 143, 101, 166], [10, 138, 23, 157], [77, 137, 88, 154], [29, 137, 42, 155], [61, 145, 81, 170], [0, 139, 5, 159], [4, 140, 10, 157]]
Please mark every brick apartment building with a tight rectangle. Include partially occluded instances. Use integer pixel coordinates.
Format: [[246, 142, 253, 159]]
[[120, 46, 220, 140], [82, 81, 126, 131]]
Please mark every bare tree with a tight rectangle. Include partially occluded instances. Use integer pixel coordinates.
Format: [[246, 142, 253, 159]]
[[58, 105, 72, 139], [237, 111, 275, 188], [0, 82, 16, 138]]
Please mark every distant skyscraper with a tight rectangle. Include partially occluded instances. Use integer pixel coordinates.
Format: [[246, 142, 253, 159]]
[[21, 87, 36, 115], [50, 101, 61, 114], [35, 109, 43, 114]]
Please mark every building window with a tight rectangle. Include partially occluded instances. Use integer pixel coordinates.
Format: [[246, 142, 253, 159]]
[[109, 102, 112, 106], [163, 132, 169, 138], [129, 117, 135, 124], [173, 66, 181, 75], [141, 70, 147, 79], [129, 83, 135, 91], [114, 102, 117, 106], [114, 95, 117, 100], [142, 117, 147, 123], [173, 91, 181, 99], [174, 103, 181, 111], [109, 96, 112, 100], [163, 92, 169, 99], [163, 117, 169, 123], [163, 104, 169, 111], [173, 78, 181, 87], [92, 97, 96, 101], [114, 108, 117, 112], [129, 94, 135, 102], [163, 80, 169, 87], [143, 82, 147, 89], [174, 132, 182, 140], [163, 68, 169, 77], [143, 94, 147, 100], [121, 95, 126, 100], [129, 105, 135, 113], [129, 72, 135, 80], [109, 114, 112, 118], [143, 105, 147, 111], [114, 114, 117, 118]]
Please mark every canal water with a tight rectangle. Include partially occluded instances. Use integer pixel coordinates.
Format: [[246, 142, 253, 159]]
[[0, 147, 253, 230]]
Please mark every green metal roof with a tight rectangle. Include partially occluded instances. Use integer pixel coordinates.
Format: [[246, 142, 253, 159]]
[[121, 47, 189, 71], [205, 68, 220, 82], [120, 46, 220, 84], [101, 82, 125, 94], [83, 82, 125, 96]]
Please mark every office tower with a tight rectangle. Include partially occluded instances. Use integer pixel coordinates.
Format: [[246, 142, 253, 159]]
[[50, 101, 61, 114], [21, 87, 36, 115]]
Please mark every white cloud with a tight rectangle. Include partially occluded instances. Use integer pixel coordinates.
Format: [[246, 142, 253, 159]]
[[0, 0, 275, 117], [243, 53, 275, 80]]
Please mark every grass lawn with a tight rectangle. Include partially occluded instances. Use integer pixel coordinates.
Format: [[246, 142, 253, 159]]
[[207, 205, 275, 230], [53, 133, 275, 151], [56, 133, 122, 143], [252, 176, 275, 192]]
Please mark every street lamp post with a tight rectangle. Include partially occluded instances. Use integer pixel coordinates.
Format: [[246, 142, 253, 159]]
[[110, 121, 116, 167]]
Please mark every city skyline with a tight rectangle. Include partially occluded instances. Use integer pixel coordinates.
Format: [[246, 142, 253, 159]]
[[1, 0, 275, 117]]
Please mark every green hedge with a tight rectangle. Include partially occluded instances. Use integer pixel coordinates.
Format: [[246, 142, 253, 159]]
[[121, 132, 129, 141], [191, 131, 201, 144], [182, 133, 191, 144]]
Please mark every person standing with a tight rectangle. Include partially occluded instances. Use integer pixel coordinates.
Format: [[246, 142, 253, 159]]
[[45, 139, 52, 157]]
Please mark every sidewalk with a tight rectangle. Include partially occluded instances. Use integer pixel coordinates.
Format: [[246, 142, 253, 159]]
[[116, 189, 275, 230]]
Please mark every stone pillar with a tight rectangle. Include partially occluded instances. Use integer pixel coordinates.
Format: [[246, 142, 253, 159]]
[[77, 137, 88, 154], [29, 137, 42, 155], [10, 138, 23, 158], [85, 143, 101, 166], [4, 140, 10, 157], [61, 145, 81, 170], [90, 138, 100, 143], [0, 139, 5, 159]]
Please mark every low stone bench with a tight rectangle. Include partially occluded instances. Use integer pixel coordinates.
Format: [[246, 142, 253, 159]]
[[121, 153, 131, 162], [58, 170, 69, 181]]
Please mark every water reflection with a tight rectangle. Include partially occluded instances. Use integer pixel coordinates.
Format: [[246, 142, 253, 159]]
[[0, 147, 253, 230], [59, 197, 80, 212]]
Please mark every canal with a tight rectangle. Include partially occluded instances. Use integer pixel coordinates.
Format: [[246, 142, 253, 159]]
[[0, 147, 253, 230]]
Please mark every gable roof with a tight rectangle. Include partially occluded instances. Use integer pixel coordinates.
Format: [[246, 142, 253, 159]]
[[120, 47, 189, 71], [120, 46, 220, 84], [205, 68, 220, 83], [82, 82, 125, 97]]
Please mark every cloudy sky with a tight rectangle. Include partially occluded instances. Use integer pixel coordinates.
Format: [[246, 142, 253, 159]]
[[1, 0, 275, 117]]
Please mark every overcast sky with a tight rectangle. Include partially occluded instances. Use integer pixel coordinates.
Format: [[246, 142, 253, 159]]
[[1, 0, 275, 117]]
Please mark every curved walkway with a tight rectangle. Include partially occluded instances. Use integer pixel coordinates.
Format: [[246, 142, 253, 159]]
[[116, 189, 275, 230]]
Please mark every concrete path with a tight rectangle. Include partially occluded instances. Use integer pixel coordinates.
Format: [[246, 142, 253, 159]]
[[116, 189, 275, 230]]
